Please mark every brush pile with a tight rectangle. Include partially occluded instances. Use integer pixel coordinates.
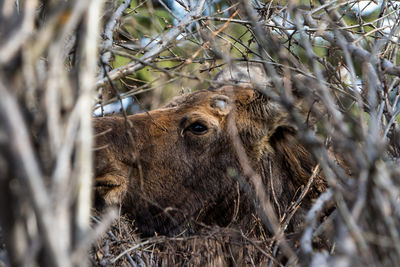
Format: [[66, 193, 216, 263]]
[[1, 0, 400, 266]]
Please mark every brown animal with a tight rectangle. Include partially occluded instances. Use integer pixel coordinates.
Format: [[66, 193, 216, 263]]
[[93, 63, 326, 237]]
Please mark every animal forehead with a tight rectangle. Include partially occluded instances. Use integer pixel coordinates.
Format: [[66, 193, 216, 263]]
[[165, 90, 220, 107], [165, 87, 254, 108], [212, 86, 255, 103]]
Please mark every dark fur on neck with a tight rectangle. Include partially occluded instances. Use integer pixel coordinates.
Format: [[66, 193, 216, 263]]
[[236, 91, 326, 233]]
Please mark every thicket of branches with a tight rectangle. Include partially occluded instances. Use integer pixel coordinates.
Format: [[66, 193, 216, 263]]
[[0, 0, 400, 266]]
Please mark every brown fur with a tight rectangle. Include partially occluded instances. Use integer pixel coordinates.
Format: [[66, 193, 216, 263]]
[[93, 81, 326, 238]]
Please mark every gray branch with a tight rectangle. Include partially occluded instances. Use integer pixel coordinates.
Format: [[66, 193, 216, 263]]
[[96, 0, 206, 88], [304, 12, 400, 77], [99, 0, 133, 77]]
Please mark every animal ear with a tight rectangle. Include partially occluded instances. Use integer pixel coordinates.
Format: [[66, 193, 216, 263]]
[[212, 63, 322, 152], [212, 62, 316, 101], [212, 62, 321, 125], [211, 62, 271, 89]]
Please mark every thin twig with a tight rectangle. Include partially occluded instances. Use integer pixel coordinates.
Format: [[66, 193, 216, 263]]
[[96, 0, 207, 88]]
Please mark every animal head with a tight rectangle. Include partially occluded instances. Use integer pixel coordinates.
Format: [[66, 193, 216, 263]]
[[93, 63, 325, 236]]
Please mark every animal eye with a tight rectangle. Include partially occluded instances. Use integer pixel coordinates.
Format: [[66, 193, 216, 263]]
[[187, 122, 208, 135]]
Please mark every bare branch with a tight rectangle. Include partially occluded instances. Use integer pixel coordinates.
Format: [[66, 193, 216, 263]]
[[99, 0, 133, 77], [304, 12, 400, 77], [96, 0, 206, 88]]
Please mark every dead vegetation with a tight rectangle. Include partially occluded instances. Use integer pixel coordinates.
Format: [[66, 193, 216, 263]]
[[90, 213, 287, 266], [1, 0, 400, 266]]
